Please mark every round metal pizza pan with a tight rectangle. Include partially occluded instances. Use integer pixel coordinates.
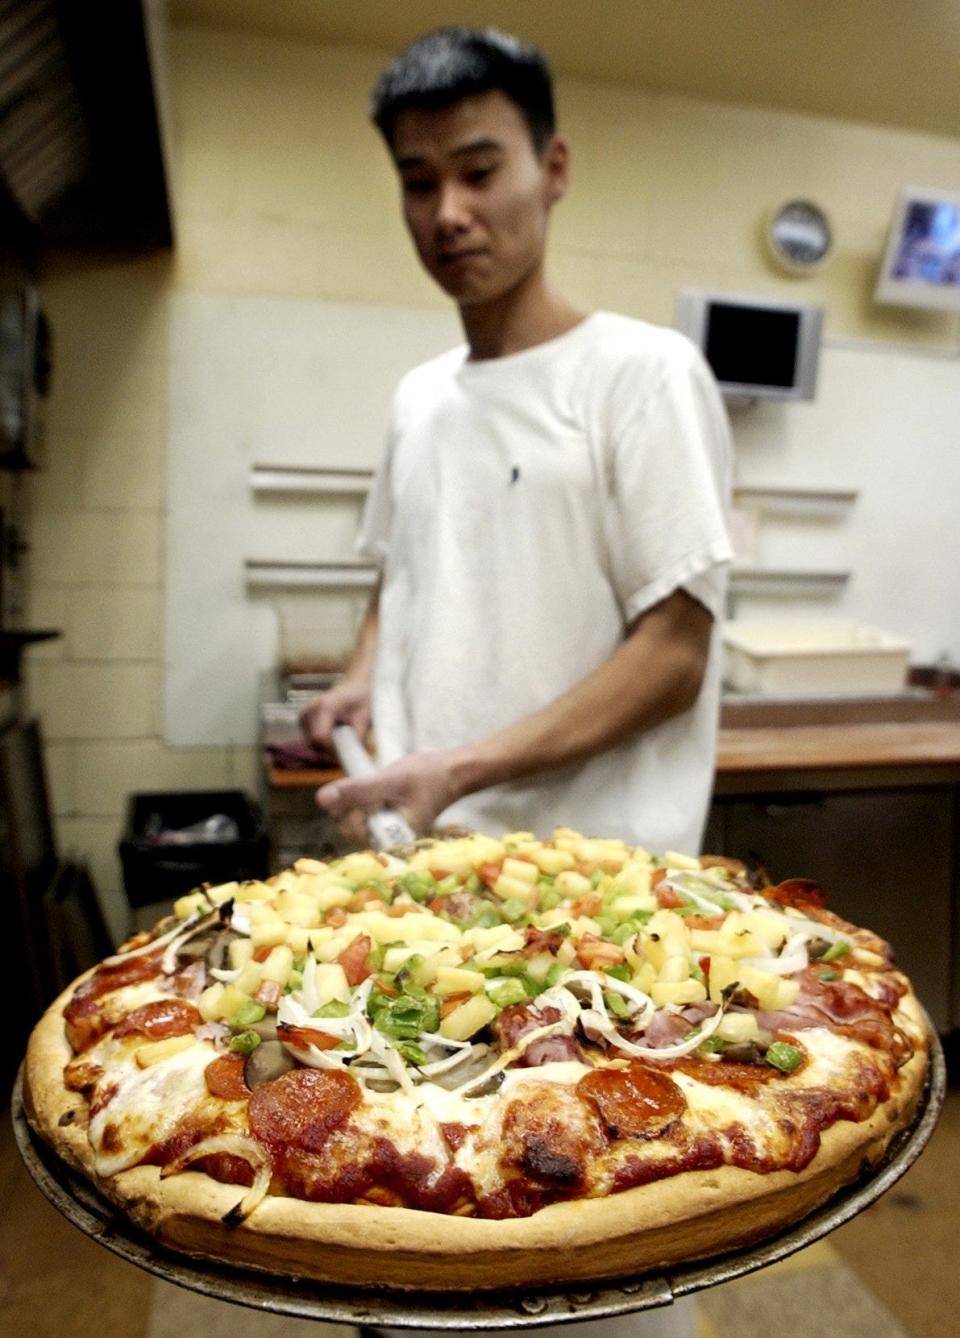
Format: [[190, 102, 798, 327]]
[[12, 1031, 946, 1330]]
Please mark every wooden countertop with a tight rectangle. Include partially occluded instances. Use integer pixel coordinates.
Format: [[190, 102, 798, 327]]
[[716, 719, 960, 773], [267, 716, 960, 790]]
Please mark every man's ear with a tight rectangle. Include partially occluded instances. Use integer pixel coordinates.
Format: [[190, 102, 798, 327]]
[[541, 135, 570, 206]]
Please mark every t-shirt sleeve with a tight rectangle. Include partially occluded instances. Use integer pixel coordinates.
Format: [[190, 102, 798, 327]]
[[354, 411, 398, 565], [604, 341, 733, 625]]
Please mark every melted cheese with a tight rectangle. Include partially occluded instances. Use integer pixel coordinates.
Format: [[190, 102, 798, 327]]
[[88, 1038, 218, 1176]]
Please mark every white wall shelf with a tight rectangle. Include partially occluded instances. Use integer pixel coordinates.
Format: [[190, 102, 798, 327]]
[[244, 560, 378, 590], [732, 486, 858, 519], [250, 465, 374, 495], [730, 568, 851, 599]]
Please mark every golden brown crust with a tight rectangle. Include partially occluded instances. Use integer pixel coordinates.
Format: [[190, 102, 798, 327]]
[[24, 979, 928, 1291]]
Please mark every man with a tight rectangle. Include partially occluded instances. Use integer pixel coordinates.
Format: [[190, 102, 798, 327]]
[[302, 27, 731, 1338], [302, 25, 731, 864]]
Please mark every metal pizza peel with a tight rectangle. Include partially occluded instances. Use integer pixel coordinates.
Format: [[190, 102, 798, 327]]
[[331, 724, 416, 850]]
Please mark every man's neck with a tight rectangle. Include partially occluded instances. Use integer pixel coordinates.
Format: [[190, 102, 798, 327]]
[[459, 269, 586, 361]]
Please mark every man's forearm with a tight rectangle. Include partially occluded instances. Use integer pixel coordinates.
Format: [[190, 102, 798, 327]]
[[446, 589, 713, 799]]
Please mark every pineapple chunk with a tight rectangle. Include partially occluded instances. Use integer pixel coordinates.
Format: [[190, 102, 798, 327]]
[[658, 956, 692, 984], [260, 945, 294, 985], [293, 857, 328, 875], [716, 1012, 761, 1044], [439, 993, 497, 1041], [338, 851, 388, 882], [135, 1034, 196, 1067], [491, 873, 539, 906], [228, 938, 254, 971], [662, 850, 701, 872], [233, 961, 264, 996], [234, 880, 275, 902], [650, 979, 707, 1007], [410, 947, 461, 986], [311, 962, 351, 1007], [205, 880, 239, 906], [218, 982, 253, 1018], [250, 920, 289, 950], [631, 962, 657, 995], [173, 890, 210, 920], [432, 965, 487, 997], [742, 909, 790, 952], [527, 846, 575, 876], [554, 870, 593, 898], [197, 982, 225, 1021], [501, 857, 538, 885]]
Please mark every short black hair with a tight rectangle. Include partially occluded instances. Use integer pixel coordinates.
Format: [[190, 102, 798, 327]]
[[371, 27, 556, 153]]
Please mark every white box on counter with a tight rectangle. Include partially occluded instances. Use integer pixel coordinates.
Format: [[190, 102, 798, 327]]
[[722, 620, 912, 697]]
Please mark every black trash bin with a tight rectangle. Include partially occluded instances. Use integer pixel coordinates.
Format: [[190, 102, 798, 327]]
[[119, 790, 269, 909]]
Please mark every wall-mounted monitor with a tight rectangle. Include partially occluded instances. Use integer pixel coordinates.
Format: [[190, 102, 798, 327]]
[[675, 290, 823, 402], [875, 187, 960, 311]]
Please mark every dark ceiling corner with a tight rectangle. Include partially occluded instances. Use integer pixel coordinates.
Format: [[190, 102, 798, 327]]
[[0, 0, 173, 250]]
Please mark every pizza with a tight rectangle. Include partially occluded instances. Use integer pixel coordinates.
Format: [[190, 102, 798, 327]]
[[24, 828, 928, 1292]]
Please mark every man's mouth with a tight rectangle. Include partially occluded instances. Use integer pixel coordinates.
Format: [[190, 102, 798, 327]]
[[438, 248, 486, 266]]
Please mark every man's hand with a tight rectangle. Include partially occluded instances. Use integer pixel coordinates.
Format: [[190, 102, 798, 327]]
[[299, 678, 372, 750], [315, 751, 460, 846]]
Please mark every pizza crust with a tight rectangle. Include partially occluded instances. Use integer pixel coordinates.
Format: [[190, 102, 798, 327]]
[[24, 979, 929, 1292]]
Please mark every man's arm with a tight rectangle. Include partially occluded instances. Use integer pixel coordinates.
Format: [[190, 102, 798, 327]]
[[317, 587, 712, 838], [299, 578, 382, 747]]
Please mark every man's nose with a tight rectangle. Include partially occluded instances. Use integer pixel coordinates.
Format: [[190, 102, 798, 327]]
[[435, 180, 470, 232]]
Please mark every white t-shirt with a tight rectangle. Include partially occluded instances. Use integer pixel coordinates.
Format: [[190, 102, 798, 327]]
[[357, 311, 732, 854]]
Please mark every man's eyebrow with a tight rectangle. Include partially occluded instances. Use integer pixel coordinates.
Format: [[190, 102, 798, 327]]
[[396, 138, 505, 171]]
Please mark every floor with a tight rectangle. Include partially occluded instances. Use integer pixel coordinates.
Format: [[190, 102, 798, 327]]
[[1, 1071, 956, 1338]]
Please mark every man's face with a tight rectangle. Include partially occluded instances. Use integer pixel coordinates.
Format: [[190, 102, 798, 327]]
[[390, 90, 568, 307]]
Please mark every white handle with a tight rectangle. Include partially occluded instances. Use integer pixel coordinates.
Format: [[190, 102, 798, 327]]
[[330, 725, 416, 849], [331, 724, 377, 779]]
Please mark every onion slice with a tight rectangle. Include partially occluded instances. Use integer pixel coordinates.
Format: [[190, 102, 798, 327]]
[[159, 1134, 272, 1225], [102, 912, 208, 967]]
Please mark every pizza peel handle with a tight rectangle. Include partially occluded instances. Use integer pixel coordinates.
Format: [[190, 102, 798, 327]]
[[331, 725, 416, 850]]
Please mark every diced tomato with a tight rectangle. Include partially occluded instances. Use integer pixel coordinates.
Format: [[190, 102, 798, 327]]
[[255, 979, 282, 1009], [253, 945, 273, 963], [684, 913, 726, 930], [576, 933, 625, 971], [337, 933, 373, 986], [477, 861, 503, 889], [427, 896, 448, 915], [654, 885, 686, 909], [439, 992, 472, 1020], [650, 868, 667, 888], [348, 887, 388, 913], [699, 955, 712, 981]]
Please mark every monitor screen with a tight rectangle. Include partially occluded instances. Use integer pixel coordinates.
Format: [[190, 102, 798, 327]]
[[674, 289, 822, 401], [875, 188, 960, 310], [704, 304, 800, 390]]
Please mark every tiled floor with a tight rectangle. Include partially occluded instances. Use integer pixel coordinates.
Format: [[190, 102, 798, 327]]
[[2, 1081, 956, 1337]]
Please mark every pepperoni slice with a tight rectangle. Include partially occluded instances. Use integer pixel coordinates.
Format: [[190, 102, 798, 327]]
[[112, 999, 202, 1040], [248, 1068, 361, 1153], [205, 1054, 252, 1101], [64, 951, 167, 1051], [578, 1063, 686, 1139], [766, 878, 828, 911]]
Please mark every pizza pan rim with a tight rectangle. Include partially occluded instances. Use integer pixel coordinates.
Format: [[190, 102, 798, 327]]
[[10, 1024, 946, 1329]]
